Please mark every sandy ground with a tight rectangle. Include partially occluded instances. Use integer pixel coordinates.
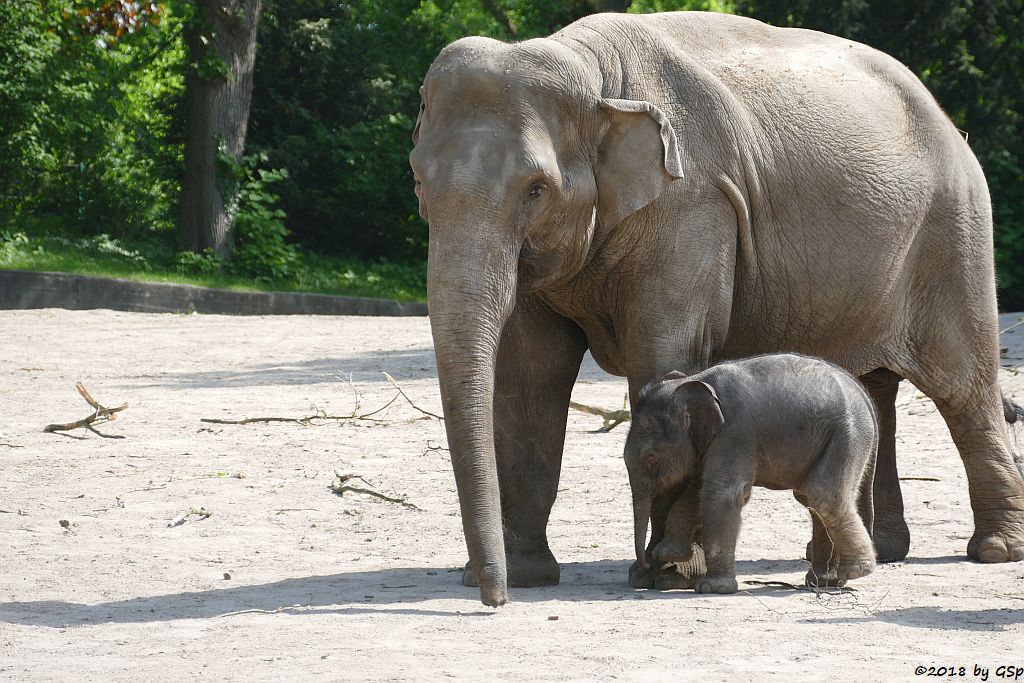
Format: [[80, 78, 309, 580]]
[[0, 308, 1022, 682]]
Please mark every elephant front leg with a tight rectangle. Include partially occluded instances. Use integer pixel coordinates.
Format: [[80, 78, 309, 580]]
[[460, 296, 587, 589], [861, 369, 910, 562], [694, 482, 744, 595], [651, 480, 708, 590], [629, 482, 707, 589]]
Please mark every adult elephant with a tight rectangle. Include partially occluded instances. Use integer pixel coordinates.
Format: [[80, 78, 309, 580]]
[[409, 11, 1024, 607]]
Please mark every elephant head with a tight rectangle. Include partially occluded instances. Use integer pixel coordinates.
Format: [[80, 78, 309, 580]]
[[408, 36, 684, 605], [623, 379, 724, 568]]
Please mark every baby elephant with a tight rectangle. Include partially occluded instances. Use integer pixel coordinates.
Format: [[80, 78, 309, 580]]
[[625, 353, 877, 594]]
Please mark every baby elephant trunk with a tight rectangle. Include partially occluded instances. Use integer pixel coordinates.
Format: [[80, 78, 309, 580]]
[[633, 494, 652, 568]]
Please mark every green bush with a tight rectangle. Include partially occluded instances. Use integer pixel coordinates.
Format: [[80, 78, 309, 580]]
[[224, 153, 300, 282]]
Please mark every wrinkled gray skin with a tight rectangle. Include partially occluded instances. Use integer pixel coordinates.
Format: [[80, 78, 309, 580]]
[[625, 355, 878, 594], [408, 11, 1024, 606]]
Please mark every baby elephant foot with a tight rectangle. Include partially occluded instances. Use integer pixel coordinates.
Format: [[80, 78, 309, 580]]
[[694, 575, 738, 594], [654, 565, 698, 590], [804, 567, 846, 589], [836, 557, 875, 582], [628, 560, 655, 589]]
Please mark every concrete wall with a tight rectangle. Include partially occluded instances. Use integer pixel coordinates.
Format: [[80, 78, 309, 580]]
[[0, 270, 427, 316]]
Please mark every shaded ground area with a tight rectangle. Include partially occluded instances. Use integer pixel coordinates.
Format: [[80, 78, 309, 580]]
[[0, 310, 1022, 680]]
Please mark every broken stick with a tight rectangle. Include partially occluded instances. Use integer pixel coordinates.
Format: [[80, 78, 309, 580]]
[[569, 394, 631, 432], [202, 373, 443, 426], [44, 383, 128, 438], [168, 507, 213, 527], [330, 472, 420, 510]]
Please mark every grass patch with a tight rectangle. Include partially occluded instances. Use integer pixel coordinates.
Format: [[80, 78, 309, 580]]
[[0, 230, 426, 302]]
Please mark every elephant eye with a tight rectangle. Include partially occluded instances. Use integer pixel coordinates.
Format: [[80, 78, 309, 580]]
[[528, 182, 545, 199], [643, 451, 656, 467]]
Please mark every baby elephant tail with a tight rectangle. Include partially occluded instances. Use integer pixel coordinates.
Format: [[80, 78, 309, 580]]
[[1003, 392, 1024, 481]]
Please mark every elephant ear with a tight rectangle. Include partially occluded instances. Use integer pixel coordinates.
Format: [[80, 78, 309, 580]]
[[595, 98, 684, 229], [672, 380, 724, 456]]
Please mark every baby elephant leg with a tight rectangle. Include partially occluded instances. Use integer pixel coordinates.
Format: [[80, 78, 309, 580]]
[[795, 491, 843, 587], [694, 482, 747, 595], [806, 509, 845, 587], [652, 481, 708, 590], [801, 487, 876, 586], [799, 432, 877, 587], [652, 484, 698, 562]]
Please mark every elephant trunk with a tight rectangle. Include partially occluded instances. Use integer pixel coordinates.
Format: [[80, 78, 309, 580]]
[[632, 492, 652, 568], [428, 226, 519, 607]]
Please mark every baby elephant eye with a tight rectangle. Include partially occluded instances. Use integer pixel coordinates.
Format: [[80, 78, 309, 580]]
[[643, 452, 656, 467], [528, 182, 545, 199]]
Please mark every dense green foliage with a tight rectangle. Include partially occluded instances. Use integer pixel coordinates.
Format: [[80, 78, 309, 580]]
[[1, 0, 1021, 307], [0, 1, 185, 237]]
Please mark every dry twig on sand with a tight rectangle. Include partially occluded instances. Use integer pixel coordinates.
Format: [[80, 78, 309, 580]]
[[1000, 317, 1024, 335], [218, 604, 310, 618], [330, 472, 421, 510], [167, 507, 212, 527], [570, 393, 631, 432], [43, 383, 127, 438], [201, 373, 443, 426]]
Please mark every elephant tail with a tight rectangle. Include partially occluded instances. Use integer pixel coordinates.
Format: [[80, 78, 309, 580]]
[[1003, 392, 1024, 481]]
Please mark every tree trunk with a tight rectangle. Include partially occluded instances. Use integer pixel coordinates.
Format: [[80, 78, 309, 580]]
[[179, 0, 262, 257]]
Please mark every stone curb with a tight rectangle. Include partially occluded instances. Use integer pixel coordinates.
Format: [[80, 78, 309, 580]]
[[0, 270, 427, 316]]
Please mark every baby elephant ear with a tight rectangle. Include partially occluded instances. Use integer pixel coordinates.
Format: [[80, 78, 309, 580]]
[[673, 380, 724, 455], [595, 98, 684, 230]]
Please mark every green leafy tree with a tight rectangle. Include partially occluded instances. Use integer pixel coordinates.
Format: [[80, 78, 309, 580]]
[[246, 0, 727, 263], [0, 1, 185, 239]]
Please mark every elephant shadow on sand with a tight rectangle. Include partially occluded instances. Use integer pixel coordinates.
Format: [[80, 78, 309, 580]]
[[2, 558, 1016, 630]]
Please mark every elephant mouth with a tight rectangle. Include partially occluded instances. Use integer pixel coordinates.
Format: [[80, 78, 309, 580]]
[[517, 243, 564, 293]]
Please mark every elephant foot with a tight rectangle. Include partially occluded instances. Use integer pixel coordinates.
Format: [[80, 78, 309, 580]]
[[694, 575, 738, 595], [836, 557, 875, 582], [654, 567, 698, 590], [629, 561, 702, 590], [967, 527, 1024, 563], [652, 539, 694, 563], [628, 560, 655, 589], [873, 523, 910, 563], [804, 567, 845, 589], [462, 549, 560, 588]]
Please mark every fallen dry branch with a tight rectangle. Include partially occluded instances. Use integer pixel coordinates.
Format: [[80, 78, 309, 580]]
[[201, 373, 443, 427], [382, 372, 444, 420], [218, 604, 310, 618], [330, 472, 421, 510], [200, 408, 357, 426], [570, 395, 631, 432], [43, 383, 128, 438], [1000, 317, 1024, 335]]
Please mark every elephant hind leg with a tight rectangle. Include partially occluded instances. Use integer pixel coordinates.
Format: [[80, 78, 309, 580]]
[[860, 368, 910, 562], [799, 438, 877, 586], [917, 378, 1024, 563]]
